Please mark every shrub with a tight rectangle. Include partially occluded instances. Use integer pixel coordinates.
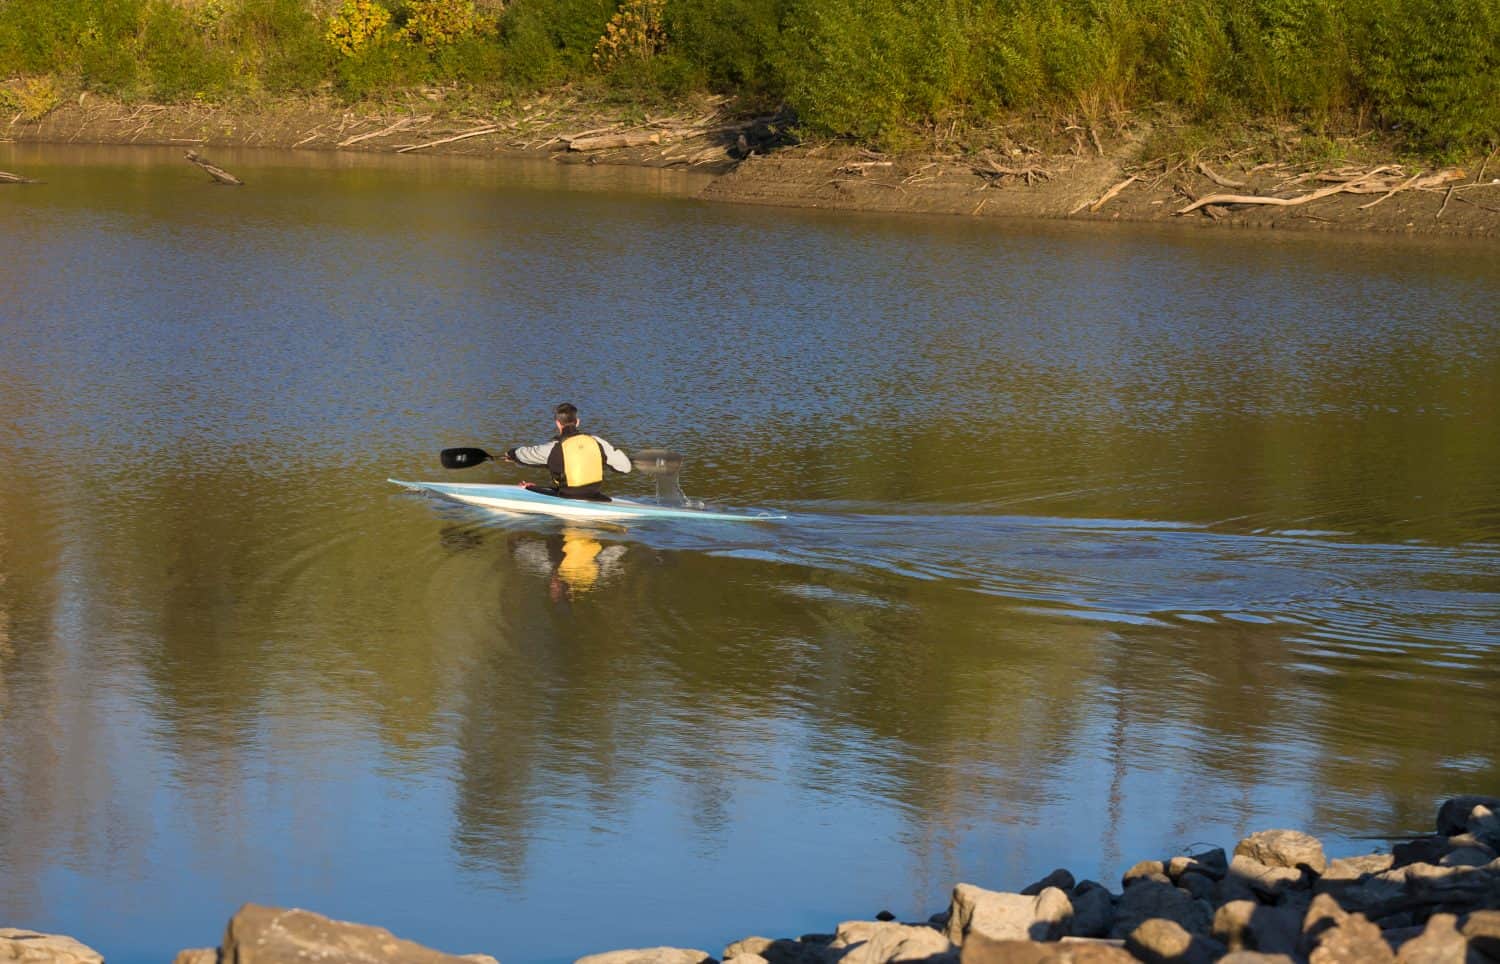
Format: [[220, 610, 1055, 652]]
[[0, 74, 63, 119], [593, 0, 666, 69], [397, 0, 496, 47], [326, 0, 391, 55]]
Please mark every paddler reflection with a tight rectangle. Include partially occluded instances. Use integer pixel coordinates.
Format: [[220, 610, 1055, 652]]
[[510, 526, 626, 602]]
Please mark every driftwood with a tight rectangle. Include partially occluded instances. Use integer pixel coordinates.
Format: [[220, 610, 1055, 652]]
[[1177, 168, 1463, 215], [338, 116, 427, 148], [564, 130, 661, 152], [1069, 175, 1137, 214], [1197, 162, 1247, 188], [974, 151, 1051, 185], [0, 170, 38, 184], [396, 125, 502, 153], [184, 151, 242, 185]]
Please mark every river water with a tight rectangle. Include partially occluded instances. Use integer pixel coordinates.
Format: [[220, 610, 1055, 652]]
[[1, 145, 1496, 962]]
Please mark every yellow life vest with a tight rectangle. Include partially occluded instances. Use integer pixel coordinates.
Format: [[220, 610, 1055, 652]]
[[555, 432, 604, 489]]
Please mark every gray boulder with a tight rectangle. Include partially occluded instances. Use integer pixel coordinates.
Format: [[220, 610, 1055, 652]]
[[1393, 837, 1454, 868], [722, 938, 827, 964], [222, 905, 499, 964], [1168, 849, 1229, 883], [1176, 872, 1217, 903], [1066, 885, 1114, 939], [1306, 911, 1396, 963], [956, 936, 1133, 963], [1121, 861, 1168, 889], [1464, 909, 1500, 958], [1107, 879, 1212, 939], [1124, 919, 1223, 964], [1235, 829, 1328, 876], [944, 885, 1072, 945], [828, 921, 953, 964], [1218, 955, 1297, 963], [1392, 913, 1466, 963], [1226, 854, 1306, 902], [1435, 796, 1500, 836], [0, 930, 104, 964], [1021, 870, 1075, 897], [1323, 854, 1395, 880]]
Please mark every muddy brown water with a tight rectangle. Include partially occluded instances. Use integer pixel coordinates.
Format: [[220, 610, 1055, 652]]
[[1, 145, 1496, 963]]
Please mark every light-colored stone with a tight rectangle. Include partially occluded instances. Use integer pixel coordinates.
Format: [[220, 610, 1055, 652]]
[[1212, 900, 1299, 955], [1218, 954, 1296, 963], [1107, 880, 1212, 940], [958, 937, 1134, 964], [1124, 919, 1222, 964], [1066, 885, 1113, 939], [172, 951, 218, 964], [1121, 861, 1166, 888], [1464, 909, 1500, 958], [1393, 913, 1465, 963], [945, 885, 1073, 945], [830, 921, 953, 964], [724, 937, 828, 964], [723, 939, 774, 960], [1323, 853, 1395, 880], [0, 930, 104, 964], [1235, 829, 1328, 875], [722, 956, 769, 964], [575, 950, 712, 964], [1021, 869, 1075, 897], [1435, 796, 1500, 836], [1307, 912, 1395, 964], [222, 905, 498, 964], [1228, 853, 1305, 901]]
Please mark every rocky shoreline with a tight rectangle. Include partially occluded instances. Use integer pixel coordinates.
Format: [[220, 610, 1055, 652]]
[[3, 95, 1498, 239], [7, 795, 1500, 963]]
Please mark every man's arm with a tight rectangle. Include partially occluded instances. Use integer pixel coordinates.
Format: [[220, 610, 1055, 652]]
[[598, 438, 632, 474], [506, 441, 554, 466]]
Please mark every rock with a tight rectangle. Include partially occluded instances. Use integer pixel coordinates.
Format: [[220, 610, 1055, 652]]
[[1168, 849, 1229, 882], [576, 951, 713, 964], [945, 885, 1073, 945], [1436, 796, 1500, 836], [1121, 861, 1167, 888], [1315, 873, 1409, 915], [0, 930, 105, 964], [1107, 879, 1212, 940], [1464, 909, 1500, 958], [1124, 919, 1223, 964], [1218, 955, 1297, 963], [1393, 913, 1466, 963], [1212, 900, 1300, 955], [1405, 861, 1500, 904], [1022, 869, 1075, 897], [1307, 911, 1396, 964], [173, 951, 218, 964], [1302, 893, 1351, 948], [1236, 829, 1328, 875], [1324, 854, 1396, 880], [1394, 837, 1454, 868], [222, 905, 498, 964], [957, 937, 1133, 964], [1439, 847, 1492, 868], [723, 956, 769, 964], [723, 938, 826, 964], [1470, 806, 1500, 850], [876, 912, 897, 923], [1177, 871, 1217, 903], [1227, 854, 1306, 901], [1066, 885, 1114, 939], [829, 921, 953, 964]]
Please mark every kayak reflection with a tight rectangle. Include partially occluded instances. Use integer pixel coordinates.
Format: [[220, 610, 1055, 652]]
[[510, 526, 627, 601]]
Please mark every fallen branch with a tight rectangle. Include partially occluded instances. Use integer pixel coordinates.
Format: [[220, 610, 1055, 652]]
[[0, 170, 38, 184], [1177, 176, 1381, 214], [396, 125, 501, 153], [1070, 175, 1137, 214], [564, 130, 661, 152], [1358, 170, 1427, 209], [184, 151, 242, 185], [338, 116, 424, 148], [975, 151, 1052, 185], [835, 161, 892, 175], [1198, 162, 1247, 188]]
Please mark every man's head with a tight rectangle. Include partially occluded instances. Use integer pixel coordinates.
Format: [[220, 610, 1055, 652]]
[[554, 402, 579, 430]]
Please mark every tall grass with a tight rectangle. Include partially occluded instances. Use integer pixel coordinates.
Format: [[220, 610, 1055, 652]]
[[0, 0, 1494, 155]]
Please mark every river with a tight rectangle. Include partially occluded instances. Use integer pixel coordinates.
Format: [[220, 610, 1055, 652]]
[[0, 144, 1496, 962]]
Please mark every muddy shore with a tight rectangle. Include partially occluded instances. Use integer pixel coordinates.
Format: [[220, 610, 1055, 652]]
[[4, 95, 1498, 238]]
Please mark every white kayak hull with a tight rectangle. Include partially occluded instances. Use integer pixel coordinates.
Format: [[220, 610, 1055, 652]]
[[389, 479, 784, 523]]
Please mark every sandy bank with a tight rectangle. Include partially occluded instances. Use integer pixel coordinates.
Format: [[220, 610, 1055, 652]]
[[3, 96, 1498, 238]]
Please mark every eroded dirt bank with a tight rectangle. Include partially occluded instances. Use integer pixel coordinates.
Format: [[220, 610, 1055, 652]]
[[4, 95, 1498, 238]]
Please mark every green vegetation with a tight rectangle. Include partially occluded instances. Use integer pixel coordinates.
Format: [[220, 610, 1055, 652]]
[[0, 0, 1496, 155]]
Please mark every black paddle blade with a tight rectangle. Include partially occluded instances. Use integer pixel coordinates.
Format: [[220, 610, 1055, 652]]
[[441, 447, 494, 469]]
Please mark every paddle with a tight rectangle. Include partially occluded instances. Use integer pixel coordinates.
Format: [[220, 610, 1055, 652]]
[[439, 446, 684, 476]]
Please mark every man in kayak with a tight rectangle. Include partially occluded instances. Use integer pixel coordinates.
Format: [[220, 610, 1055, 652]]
[[503, 402, 632, 500]]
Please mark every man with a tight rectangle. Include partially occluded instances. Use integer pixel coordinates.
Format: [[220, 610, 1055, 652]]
[[504, 403, 632, 500]]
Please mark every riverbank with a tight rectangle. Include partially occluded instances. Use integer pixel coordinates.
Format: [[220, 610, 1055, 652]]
[[8, 795, 1499, 963], [4, 94, 1498, 238]]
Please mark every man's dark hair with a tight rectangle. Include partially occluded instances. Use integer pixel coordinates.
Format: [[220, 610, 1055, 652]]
[[554, 402, 579, 427]]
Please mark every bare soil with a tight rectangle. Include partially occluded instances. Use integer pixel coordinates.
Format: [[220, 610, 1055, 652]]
[[4, 93, 1498, 238]]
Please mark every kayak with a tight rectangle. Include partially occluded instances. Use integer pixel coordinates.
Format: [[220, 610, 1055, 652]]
[[389, 479, 785, 523]]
